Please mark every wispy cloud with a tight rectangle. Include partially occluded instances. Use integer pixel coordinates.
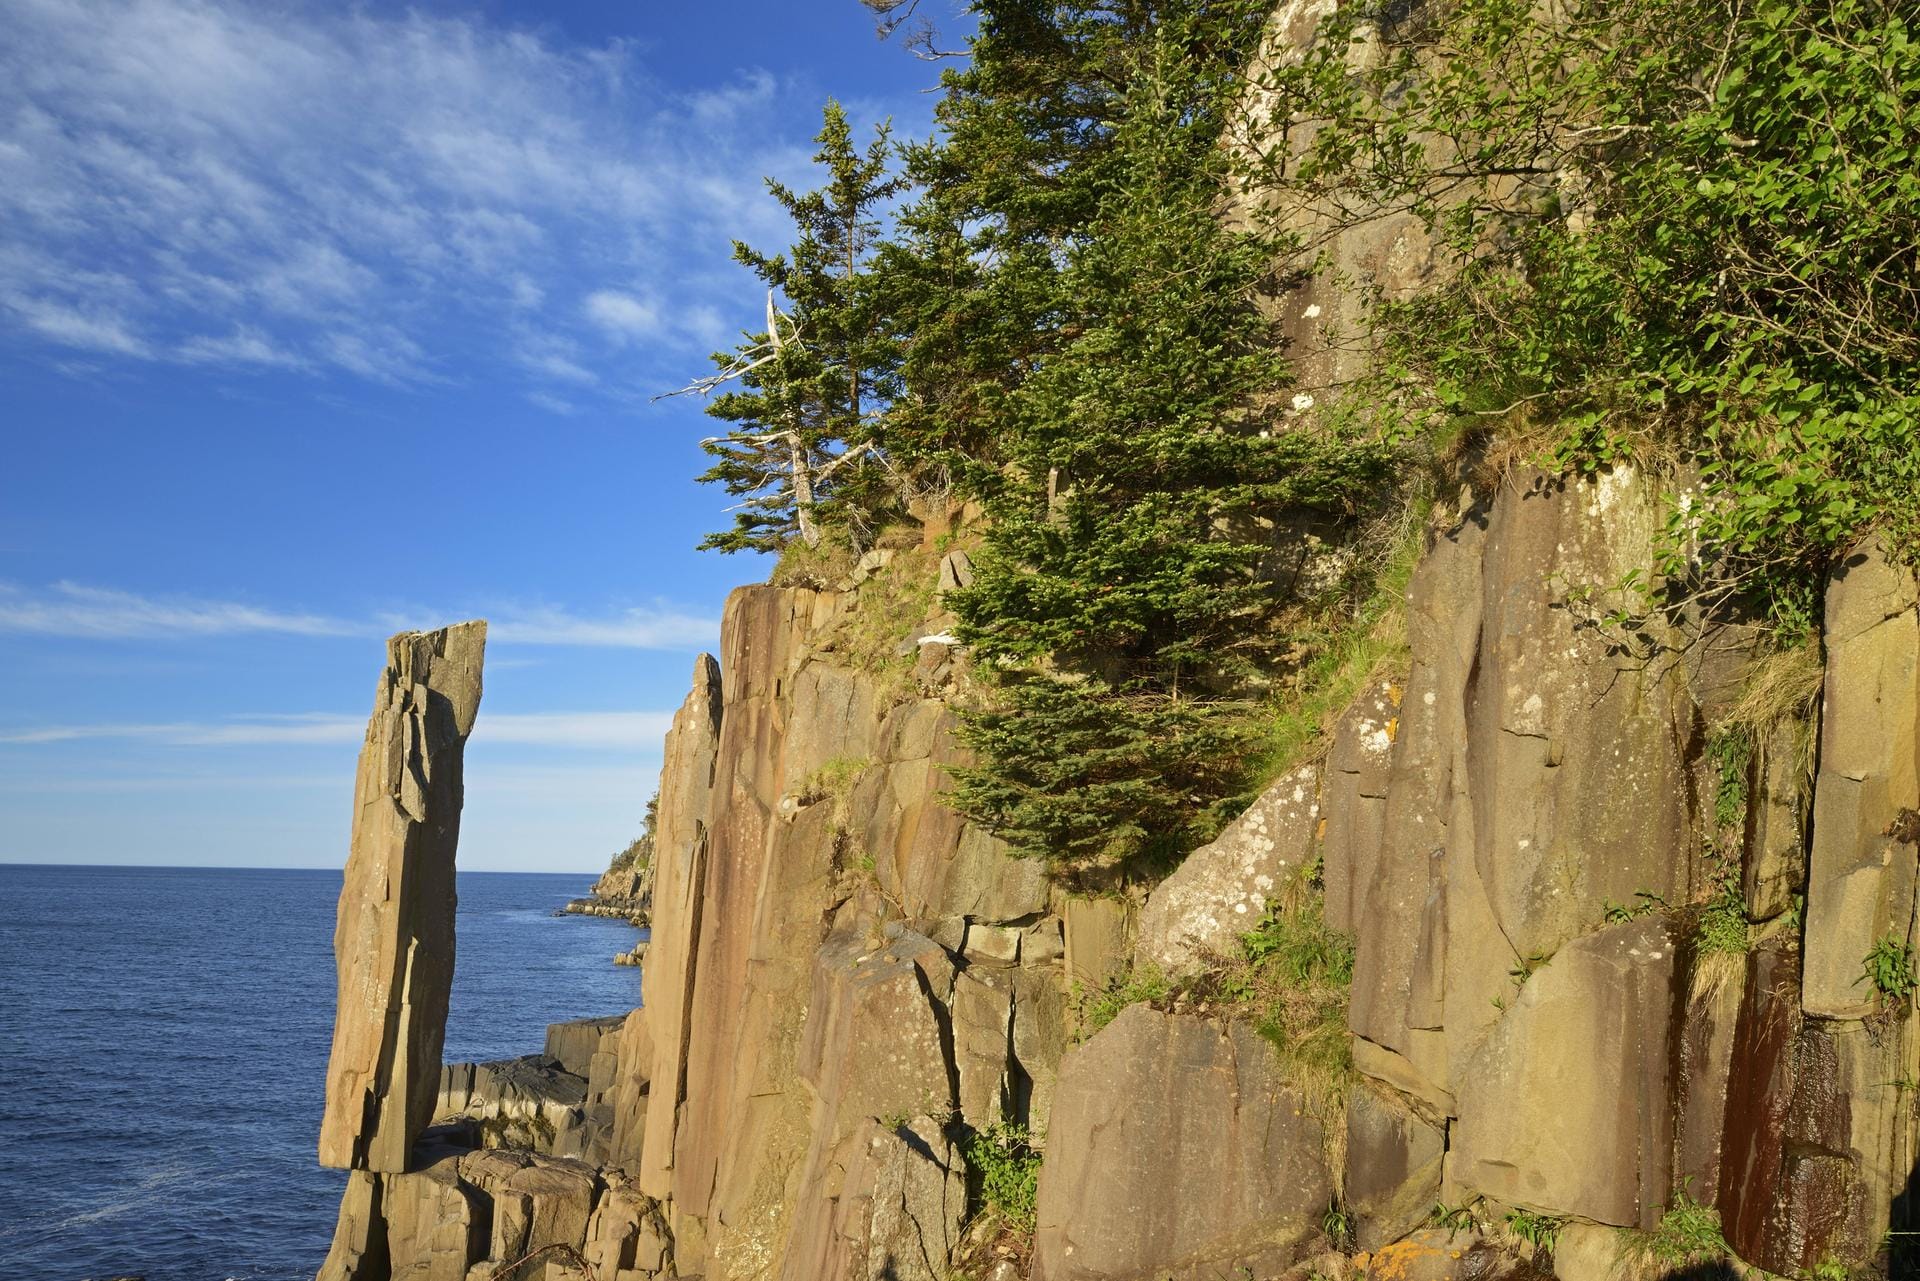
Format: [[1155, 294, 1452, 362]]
[[481, 606, 716, 650], [0, 582, 718, 649], [0, 0, 833, 392], [0, 582, 350, 640], [0, 710, 675, 750]]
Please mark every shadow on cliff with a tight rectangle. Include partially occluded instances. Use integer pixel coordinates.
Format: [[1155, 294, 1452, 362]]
[[1891, 1160, 1920, 1281]]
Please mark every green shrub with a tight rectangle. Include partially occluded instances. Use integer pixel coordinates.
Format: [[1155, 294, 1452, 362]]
[[1707, 729, 1754, 832], [1860, 935, 1918, 1005], [1695, 878, 1751, 957], [1632, 1193, 1729, 1269], [961, 1122, 1042, 1233], [1505, 1209, 1566, 1252], [1074, 966, 1172, 1039]]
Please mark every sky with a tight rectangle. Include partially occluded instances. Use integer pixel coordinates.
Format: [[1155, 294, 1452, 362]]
[[0, 0, 952, 872]]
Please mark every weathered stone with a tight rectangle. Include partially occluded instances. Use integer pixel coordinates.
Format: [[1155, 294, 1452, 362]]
[[1345, 1083, 1445, 1250], [1746, 717, 1813, 922], [964, 923, 1023, 966], [1673, 962, 1745, 1202], [1551, 1224, 1644, 1281], [319, 621, 486, 1174], [545, 1015, 626, 1078], [780, 1117, 967, 1281], [1022, 916, 1066, 965], [1453, 917, 1677, 1226], [1062, 895, 1132, 997], [1324, 687, 1399, 934], [606, 1006, 653, 1171], [952, 970, 1016, 1129], [434, 1055, 587, 1155], [636, 652, 724, 1200], [1032, 1006, 1331, 1281], [1802, 539, 1919, 1019], [1719, 937, 1910, 1274], [1135, 762, 1321, 978], [1010, 964, 1069, 1136], [1361, 1229, 1515, 1281], [938, 548, 975, 595], [1352, 470, 1697, 1109]]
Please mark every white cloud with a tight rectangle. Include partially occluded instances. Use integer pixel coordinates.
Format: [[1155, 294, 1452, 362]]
[[0, 710, 675, 750], [0, 0, 849, 391], [0, 582, 719, 650], [176, 326, 306, 368], [583, 290, 661, 344], [483, 605, 717, 649], [0, 582, 350, 639]]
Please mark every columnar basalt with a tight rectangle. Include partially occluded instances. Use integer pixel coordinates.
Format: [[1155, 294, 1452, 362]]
[[318, 621, 486, 1175]]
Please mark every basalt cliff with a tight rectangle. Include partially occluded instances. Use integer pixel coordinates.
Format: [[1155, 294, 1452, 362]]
[[310, 7, 1920, 1281]]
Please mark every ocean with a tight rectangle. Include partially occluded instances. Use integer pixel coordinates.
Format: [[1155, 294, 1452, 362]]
[[0, 864, 645, 1281]]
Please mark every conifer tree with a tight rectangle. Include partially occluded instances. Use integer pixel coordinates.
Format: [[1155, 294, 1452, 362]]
[[695, 101, 909, 553]]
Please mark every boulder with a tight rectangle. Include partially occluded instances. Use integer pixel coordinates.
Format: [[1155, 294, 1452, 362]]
[[1452, 917, 1678, 1227], [1135, 762, 1322, 978], [1032, 1006, 1331, 1281], [1362, 1228, 1518, 1281], [1801, 539, 1919, 1019], [318, 621, 486, 1174]]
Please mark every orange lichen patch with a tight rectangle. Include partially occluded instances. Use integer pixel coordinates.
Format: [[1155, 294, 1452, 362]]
[[1385, 715, 1400, 743], [1368, 1238, 1446, 1281]]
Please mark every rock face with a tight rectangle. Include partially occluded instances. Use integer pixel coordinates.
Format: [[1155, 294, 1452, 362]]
[[623, 577, 1063, 1281], [318, 621, 486, 1174], [1802, 539, 1919, 1019], [1031, 1006, 1331, 1281], [1135, 762, 1321, 978], [1452, 917, 1678, 1226]]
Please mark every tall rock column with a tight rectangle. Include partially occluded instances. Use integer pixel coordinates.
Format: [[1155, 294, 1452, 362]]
[[318, 621, 486, 1174]]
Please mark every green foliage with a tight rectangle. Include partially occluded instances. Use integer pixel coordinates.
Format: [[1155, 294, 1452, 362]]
[[1323, 1199, 1354, 1251], [1212, 863, 1356, 1099], [1806, 1255, 1852, 1281], [1603, 891, 1668, 924], [1075, 965, 1172, 1039], [607, 793, 659, 874], [1430, 1201, 1484, 1236], [961, 1122, 1042, 1233], [1696, 876, 1751, 958], [695, 101, 909, 554], [1505, 1209, 1566, 1252], [1859, 934, 1918, 1004], [941, 0, 1392, 876], [1257, 0, 1920, 623], [1632, 1193, 1730, 1269], [1708, 728, 1755, 831]]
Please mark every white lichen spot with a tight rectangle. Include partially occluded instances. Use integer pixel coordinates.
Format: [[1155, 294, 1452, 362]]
[[1234, 901, 1249, 914], [1290, 392, 1316, 412], [1423, 690, 1436, 706], [1522, 693, 1545, 716], [1303, 303, 1323, 319]]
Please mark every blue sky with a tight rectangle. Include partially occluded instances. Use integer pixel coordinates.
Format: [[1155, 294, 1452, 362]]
[[0, 0, 949, 872]]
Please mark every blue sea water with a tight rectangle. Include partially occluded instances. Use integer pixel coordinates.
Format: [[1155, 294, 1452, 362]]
[[0, 864, 644, 1281]]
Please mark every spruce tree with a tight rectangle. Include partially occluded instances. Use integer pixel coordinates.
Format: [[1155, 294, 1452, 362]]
[[696, 101, 910, 553]]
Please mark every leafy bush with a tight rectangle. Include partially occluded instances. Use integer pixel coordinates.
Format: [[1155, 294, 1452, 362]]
[[1707, 729, 1754, 832], [1695, 877, 1751, 958], [1216, 863, 1356, 1100], [1632, 1193, 1730, 1269], [961, 1122, 1042, 1233], [1505, 1209, 1566, 1252], [1258, 0, 1920, 627], [1860, 935, 1918, 1005], [1074, 965, 1172, 1040]]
